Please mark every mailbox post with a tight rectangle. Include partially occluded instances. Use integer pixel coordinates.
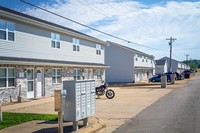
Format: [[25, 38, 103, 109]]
[[54, 90, 67, 133]]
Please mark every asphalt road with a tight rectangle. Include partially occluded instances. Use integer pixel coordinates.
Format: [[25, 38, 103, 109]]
[[113, 73, 200, 133]]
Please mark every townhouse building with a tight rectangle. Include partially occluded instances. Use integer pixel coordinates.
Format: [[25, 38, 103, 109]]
[[105, 41, 155, 83], [155, 60, 168, 75], [0, 6, 108, 102], [159, 57, 190, 73]]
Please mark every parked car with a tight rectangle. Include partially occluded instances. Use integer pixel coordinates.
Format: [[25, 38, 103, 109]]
[[164, 72, 184, 80], [178, 73, 184, 80], [182, 69, 193, 79], [183, 69, 192, 74], [149, 74, 171, 82], [172, 72, 184, 80]]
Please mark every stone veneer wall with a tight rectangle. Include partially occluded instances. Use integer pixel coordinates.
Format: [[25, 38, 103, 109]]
[[0, 65, 27, 103], [0, 64, 105, 103]]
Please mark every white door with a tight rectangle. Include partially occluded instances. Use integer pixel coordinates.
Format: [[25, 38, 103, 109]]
[[27, 69, 34, 99], [37, 69, 43, 97]]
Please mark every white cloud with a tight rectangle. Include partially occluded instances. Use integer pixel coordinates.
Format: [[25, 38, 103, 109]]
[[22, 0, 200, 61]]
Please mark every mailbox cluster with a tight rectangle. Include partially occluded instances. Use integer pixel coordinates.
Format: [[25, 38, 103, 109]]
[[63, 80, 96, 122]]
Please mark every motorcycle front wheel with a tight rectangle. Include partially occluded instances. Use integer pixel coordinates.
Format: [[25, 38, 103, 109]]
[[106, 89, 115, 99]]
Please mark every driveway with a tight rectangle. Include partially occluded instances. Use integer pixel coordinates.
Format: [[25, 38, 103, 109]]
[[2, 79, 188, 133]]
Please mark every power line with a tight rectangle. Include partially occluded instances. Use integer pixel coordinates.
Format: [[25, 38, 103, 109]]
[[185, 54, 189, 61], [115, 0, 170, 37], [173, 53, 184, 61], [102, 0, 163, 37], [75, 0, 156, 40], [19, 0, 166, 51], [174, 47, 200, 50]]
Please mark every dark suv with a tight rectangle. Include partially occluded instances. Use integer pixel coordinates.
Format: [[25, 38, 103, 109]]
[[149, 74, 171, 82]]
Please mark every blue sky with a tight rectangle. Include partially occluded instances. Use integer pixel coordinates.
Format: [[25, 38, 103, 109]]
[[1, 0, 200, 60], [1, 0, 200, 9]]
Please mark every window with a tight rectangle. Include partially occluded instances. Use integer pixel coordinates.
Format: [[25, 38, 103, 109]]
[[8, 22, 15, 41], [0, 19, 15, 41], [51, 33, 60, 48], [135, 58, 138, 61], [142, 59, 144, 62], [96, 44, 101, 55], [73, 38, 80, 52], [52, 68, 61, 83], [73, 69, 81, 80], [0, 68, 15, 87], [27, 69, 34, 92], [97, 69, 103, 79]]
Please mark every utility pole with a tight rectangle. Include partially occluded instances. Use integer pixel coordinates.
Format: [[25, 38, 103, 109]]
[[166, 37, 176, 72], [185, 54, 189, 61]]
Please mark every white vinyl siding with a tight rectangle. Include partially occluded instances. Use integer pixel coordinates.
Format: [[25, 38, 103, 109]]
[[0, 19, 15, 41], [51, 33, 60, 48], [0, 68, 15, 88], [96, 44, 101, 55], [0, 19, 105, 64], [73, 38, 80, 52], [52, 68, 61, 83]]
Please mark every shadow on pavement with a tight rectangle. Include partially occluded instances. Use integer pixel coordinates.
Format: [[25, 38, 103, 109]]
[[32, 121, 84, 133]]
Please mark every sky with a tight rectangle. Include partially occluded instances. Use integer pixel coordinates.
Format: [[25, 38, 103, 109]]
[[1, 0, 200, 61]]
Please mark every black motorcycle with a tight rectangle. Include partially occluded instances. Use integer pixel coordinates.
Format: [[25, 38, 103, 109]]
[[95, 82, 115, 99]]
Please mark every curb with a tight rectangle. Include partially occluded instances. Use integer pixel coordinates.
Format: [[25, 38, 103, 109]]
[[77, 117, 106, 133], [108, 82, 160, 87]]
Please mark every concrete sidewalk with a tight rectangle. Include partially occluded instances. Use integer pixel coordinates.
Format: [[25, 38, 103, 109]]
[[1, 78, 189, 133]]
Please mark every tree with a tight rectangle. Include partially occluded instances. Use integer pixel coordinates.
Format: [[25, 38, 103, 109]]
[[183, 59, 200, 70]]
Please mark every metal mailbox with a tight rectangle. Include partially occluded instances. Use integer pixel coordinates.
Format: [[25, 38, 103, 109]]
[[63, 80, 96, 122]]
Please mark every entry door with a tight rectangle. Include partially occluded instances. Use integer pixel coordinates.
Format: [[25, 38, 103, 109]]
[[27, 69, 34, 99], [37, 69, 43, 97]]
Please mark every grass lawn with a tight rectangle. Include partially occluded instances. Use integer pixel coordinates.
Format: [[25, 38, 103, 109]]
[[0, 112, 57, 130]]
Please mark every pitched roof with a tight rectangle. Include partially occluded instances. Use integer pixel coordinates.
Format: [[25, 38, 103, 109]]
[[0, 56, 108, 68], [0, 6, 108, 46], [155, 60, 166, 65], [160, 56, 178, 63], [107, 41, 154, 58]]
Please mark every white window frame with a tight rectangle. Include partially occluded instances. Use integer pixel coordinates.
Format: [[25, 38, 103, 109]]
[[52, 68, 61, 84], [51, 33, 60, 49], [73, 69, 81, 80], [0, 19, 15, 42], [97, 69, 103, 80], [0, 67, 15, 88], [27, 68, 34, 92], [73, 38, 80, 52], [96, 44, 101, 55]]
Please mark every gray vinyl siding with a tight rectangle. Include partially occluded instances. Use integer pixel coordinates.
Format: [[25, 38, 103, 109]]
[[161, 57, 178, 72], [0, 19, 105, 64], [105, 44, 134, 82]]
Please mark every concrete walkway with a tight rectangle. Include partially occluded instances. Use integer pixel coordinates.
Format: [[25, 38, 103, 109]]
[[1, 78, 189, 133]]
